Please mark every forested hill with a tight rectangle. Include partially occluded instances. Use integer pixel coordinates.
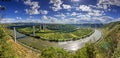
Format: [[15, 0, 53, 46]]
[[96, 21, 120, 58]]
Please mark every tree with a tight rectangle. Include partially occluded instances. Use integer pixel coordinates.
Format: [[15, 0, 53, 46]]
[[86, 43, 95, 58], [40, 47, 71, 58], [75, 43, 95, 58]]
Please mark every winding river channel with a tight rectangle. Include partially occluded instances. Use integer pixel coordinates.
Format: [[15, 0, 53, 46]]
[[13, 28, 102, 51], [58, 29, 102, 51]]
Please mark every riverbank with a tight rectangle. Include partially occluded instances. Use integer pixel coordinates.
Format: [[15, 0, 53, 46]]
[[17, 28, 94, 42], [11, 29, 101, 51]]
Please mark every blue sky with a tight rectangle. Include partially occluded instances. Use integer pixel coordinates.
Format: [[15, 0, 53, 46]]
[[0, 0, 120, 24]]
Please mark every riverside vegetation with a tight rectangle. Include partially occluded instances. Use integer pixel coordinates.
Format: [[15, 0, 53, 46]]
[[17, 24, 94, 42]]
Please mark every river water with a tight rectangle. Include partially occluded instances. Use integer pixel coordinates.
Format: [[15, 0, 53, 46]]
[[14, 29, 101, 51], [58, 29, 102, 51]]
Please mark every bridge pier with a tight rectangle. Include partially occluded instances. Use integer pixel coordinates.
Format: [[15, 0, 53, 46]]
[[13, 27, 16, 43], [33, 26, 35, 36]]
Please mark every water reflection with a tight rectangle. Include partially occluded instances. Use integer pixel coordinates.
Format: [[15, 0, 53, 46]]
[[58, 29, 102, 51], [16, 29, 102, 51]]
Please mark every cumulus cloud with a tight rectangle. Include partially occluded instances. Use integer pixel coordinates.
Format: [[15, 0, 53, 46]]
[[16, 17, 22, 20], [62, 4, 71, 9], [88, 10, 104, 16], [24, 0, 40, 15], [41, 15, 48, 21], [48, 16, 58, 23], [14, 10, 18, 13], [54, 13, 65, 17], [25, 9, 40, 15], [97, 0, 120, 10], [71, 12, 77, 16], [76, 14, 91, 20], [98, 16, 114, 23], [77, 5, 105, 16], [40, 10, 48, 15], [50, 0, 63, 11], [79, 5, 92, 12]]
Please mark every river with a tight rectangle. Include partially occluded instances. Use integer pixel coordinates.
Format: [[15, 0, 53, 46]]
[[12, 29, 102, 51], [58, 29, 102, 51]]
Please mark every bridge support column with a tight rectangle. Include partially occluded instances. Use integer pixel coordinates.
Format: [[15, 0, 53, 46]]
[[13, 27, 16, 43], [39, 25, 41, 31], [33, 26, 35, 36]]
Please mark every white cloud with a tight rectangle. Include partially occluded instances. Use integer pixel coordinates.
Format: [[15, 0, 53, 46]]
[[40, 10, 48, 15], [15, 10, 18, 13], [29, 16, 34, 19], [0, 16, 115, 24], [41, 15, 48, 21], [76, 5, 105, 17], [71, 0, 80, 2], [76, 14, 91, 20], [118, 18, 120, 21], [88, 10, 104, 16], [25, 9, 40, 15], [71, 12, 77, 16], [79, 5, 92, 12], [0, 18, 23, 23], [24, 0, 40, 15], [50, 0, 63, 11], [54, 13, 65, 17], [16, 17, 22, 20], [89, 16, 114, 23], [97, 0, 120, 10], [62, 4, 71, 9], [98, 16, 114, 23]]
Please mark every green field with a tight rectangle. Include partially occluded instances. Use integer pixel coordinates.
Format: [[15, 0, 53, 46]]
[[17, 25, 94, 42]]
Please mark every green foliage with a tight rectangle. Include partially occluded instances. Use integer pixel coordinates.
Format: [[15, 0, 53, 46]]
[[0, 25, 18, 58], [18, 25, 93, 42], [40, 47, 70, 58], [75, 43, 95, 58], [97, 21, 120, 58], [0, 25, 6, 38], [40, 43, 95, 58], [17, 27, 33, 35], [112, 46, 120, 58]]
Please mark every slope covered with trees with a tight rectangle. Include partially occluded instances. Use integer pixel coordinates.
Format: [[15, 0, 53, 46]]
[[95, 21, 120, 58]]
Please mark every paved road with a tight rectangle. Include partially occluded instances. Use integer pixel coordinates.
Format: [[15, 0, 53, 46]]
[[12, 29, 102, 51]]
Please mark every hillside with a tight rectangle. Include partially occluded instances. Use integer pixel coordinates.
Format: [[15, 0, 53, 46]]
[[95, 21, 120, 58], [0, 25, 40, 58]]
